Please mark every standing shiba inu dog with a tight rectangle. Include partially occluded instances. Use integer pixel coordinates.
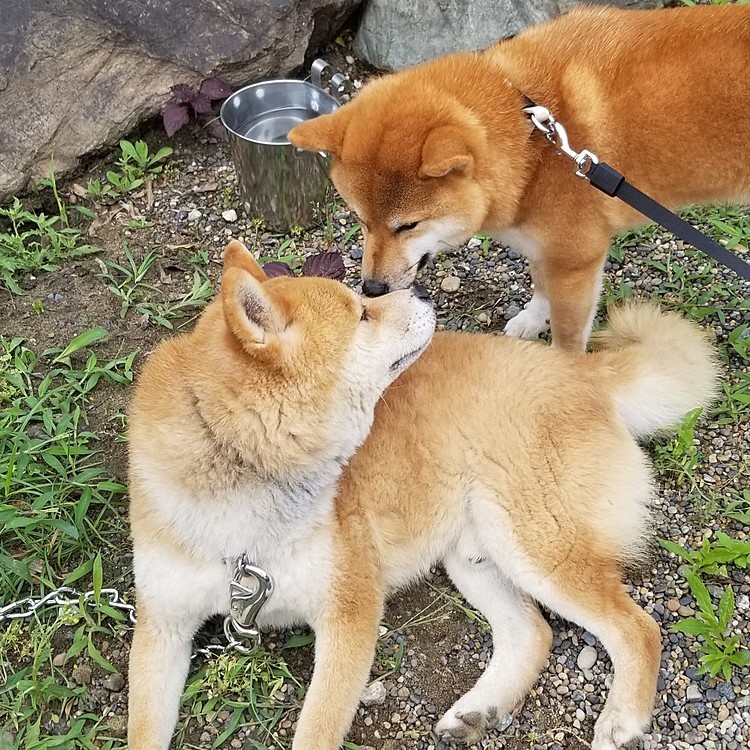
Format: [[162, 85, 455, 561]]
[[289, 4, 750, 351], [127, 240, 717, 750]]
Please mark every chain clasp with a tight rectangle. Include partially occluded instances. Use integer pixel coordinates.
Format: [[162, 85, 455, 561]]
[[222, 553, 273, 655]]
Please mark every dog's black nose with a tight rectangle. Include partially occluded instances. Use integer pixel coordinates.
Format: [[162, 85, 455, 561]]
[[362, 279, 390, 297], [411, 284, 431, 302]]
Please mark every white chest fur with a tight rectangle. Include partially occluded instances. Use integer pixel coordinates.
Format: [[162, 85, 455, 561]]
[[132, 472, 338, 633]]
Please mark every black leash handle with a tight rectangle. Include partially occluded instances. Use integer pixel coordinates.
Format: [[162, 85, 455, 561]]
[[524, 104, 750, 282]]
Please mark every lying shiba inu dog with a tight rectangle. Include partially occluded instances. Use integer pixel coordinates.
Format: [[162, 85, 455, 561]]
[[127, 240, 717, 750], [289, 4, 750, 351]]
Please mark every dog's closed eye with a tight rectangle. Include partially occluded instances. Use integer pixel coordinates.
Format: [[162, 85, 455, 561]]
[[396, 221, 419, 234]]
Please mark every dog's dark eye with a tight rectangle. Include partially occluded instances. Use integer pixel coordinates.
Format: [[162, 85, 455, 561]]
[[360, 307, 370, 322], [396, 221, 419, 234]]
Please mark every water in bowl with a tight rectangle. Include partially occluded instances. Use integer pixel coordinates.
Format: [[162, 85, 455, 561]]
[[240, 107, 316, 145]]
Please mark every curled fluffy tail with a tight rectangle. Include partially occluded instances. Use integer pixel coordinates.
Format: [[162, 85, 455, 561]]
[[590, 303, 719, 438]]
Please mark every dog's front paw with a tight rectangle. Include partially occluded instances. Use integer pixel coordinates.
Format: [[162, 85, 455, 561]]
[[504, 305, 550, 339], [434, 705, 500, 745], [591, 705, 648, 750]]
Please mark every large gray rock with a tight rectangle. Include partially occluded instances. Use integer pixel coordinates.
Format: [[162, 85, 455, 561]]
[[354, 0, 665, 71], [0, 0, 360, 200]]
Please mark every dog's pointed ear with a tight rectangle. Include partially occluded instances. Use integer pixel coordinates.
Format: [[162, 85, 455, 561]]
[[223, 240, 268, 283], [420, 126, 473, 178], [288, 109, 351, 157], [221, 264, 276, 348]]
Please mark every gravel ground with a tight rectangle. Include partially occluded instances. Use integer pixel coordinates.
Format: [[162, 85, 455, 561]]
[[4, 31, 748, 750]]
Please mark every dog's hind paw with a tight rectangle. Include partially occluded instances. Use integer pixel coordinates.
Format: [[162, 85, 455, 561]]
[[434, 705, 500, 745], [591, 705, 648, 750], [503, 300, 550, 340]]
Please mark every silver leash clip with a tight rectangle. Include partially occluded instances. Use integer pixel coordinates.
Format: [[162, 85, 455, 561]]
[[223, 552, 274, 655], [524, 104, 599, 179]]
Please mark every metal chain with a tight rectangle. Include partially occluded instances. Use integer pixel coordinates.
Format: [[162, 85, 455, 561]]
[[1, 555, 274, 661], [0, 586, 242, 661], [0, 586, 136, 625]]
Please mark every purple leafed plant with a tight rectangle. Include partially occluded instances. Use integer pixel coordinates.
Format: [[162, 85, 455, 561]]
[[263, 253, 346, 281], [162, 78, 234, 139]]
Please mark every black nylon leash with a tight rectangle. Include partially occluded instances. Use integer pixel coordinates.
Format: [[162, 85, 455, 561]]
[[523, 104, 750, 282]]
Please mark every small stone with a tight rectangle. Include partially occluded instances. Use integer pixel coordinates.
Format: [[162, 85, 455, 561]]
[[581, 631, 597, 647], [667, 598, 680, 612], [686, 684, 703, 702], [477, 312, 489, 324], [577, 646, 597, 671], [72, 664, 92, 685], [187, 208, 202, 222], [717, 705, 730, 722], [716, 682, 735, 701], [467, 237, 482, 249], [221, 209, 237, 223], [361, 681, 387, 706], [107, 715, 127, 738], [504, 304, 521, 320], [684, 730, 706, 744], [104, 672, 125, 691], [440, 275, 460, 293], [52, 653, 67, 667]]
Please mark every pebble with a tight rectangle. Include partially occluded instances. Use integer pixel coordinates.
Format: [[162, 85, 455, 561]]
[[72, 664, 92, 685], [686, 684, 703, 702], [577, 646, 598, 671], [107, 715, 127, 738], [104, 672, 125, 691], [187, 208, 202, 222], [361, 681, 387, 706], [716, 682, 735, 700], [52, 653, 67, 667], [440, 275, 461, 293], [581, 631, 597, 647], [221, 209, 237, 222], [717, 705, 730, 722], [504, 304, 521, 320]]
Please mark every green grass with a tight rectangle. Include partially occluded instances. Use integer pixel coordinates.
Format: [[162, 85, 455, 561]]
[[85, 140, 173, 203], [99, 245, 214, 329], [0, 588, 133, 749], [0, 331, 137, 749], [0, 197, 96, 294], [0, 334, 133, 598], [179, 644, 305, 750]]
